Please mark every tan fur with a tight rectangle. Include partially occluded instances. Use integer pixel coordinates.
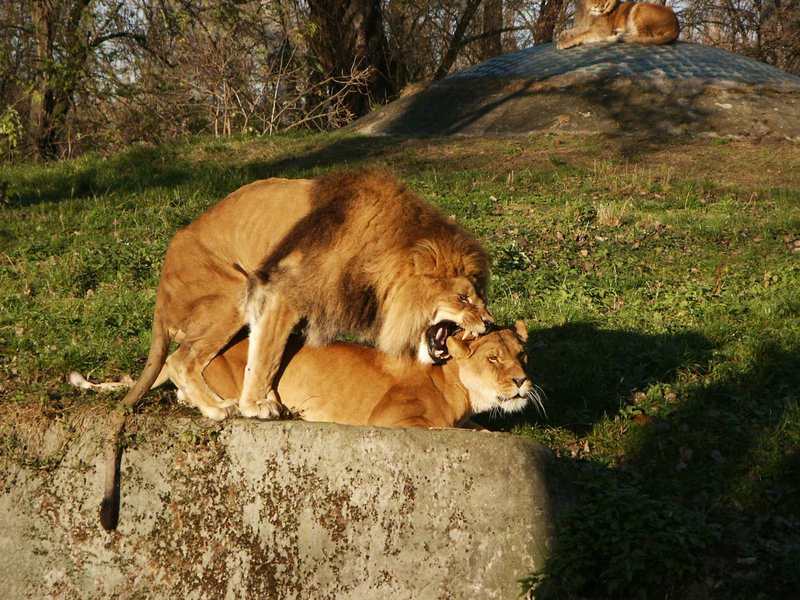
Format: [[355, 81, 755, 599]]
[[557, 0, 679, 49], [99, 168, 492, 530], [76, 322, 534, 429]]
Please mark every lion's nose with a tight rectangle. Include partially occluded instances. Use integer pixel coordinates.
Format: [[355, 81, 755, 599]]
[[513, 376, 527, 388], [482, 319, 493, 329]]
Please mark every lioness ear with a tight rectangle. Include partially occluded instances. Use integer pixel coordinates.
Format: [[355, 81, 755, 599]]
[[447, 336, 471, 359], [514, 320, 528, 342]]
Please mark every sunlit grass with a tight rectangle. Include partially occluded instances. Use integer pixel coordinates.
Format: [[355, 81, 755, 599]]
[[2, 131, 799, 598]]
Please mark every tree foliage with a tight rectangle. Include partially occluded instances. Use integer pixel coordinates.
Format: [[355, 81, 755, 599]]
[[1, 0, 797, 161]]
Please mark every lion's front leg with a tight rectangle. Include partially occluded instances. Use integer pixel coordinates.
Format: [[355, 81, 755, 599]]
[[599, 0, 619, 15], [556, 27, 585, 49], [557, 26, 621, 49], [239, 283, 299, 419]]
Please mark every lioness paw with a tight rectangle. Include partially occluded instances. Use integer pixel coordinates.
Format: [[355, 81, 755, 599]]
[[198, 403, 230, 421]]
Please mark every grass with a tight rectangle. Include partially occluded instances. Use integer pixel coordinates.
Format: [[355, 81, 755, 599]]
[[2, 131, 799, 598]]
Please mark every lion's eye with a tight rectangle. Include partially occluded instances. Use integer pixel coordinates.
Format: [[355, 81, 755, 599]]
[[487, 355, 499, 364], [458, 294, 470, 303]]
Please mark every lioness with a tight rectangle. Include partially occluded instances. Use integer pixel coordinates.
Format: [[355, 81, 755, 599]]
[[102, 169, 492, 529], [73, 322, 539, 428], [556, 0, 679, 49]]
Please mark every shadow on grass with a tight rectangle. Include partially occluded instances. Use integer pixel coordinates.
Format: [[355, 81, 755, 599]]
[[6, 136, 405, 208], [485, 322, 714, 434], [238, 135, 400, 181], [8, 145, 197, 207], [515, 325, 800, 599]]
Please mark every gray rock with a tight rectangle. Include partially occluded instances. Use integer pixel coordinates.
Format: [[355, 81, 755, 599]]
[[0, 413, 555, 599], [355, 42, 800, 139]]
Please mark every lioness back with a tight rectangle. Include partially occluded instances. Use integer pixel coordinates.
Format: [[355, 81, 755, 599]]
[[204, 338, 413, 425]]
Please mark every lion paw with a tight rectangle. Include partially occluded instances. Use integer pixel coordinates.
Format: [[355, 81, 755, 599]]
[[239, 390, 283, 420], [555, 33, 574, 50]]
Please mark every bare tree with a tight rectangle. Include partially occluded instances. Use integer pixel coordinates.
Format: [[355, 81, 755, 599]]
[[433, 0, 484, 79], [306, 0, 393, 117], [2, 0, 798, 162], [533, 0, 567, 43], [680, 0, 800, 74], [21, 0, 147, 159], [481, 0, 504, 58]]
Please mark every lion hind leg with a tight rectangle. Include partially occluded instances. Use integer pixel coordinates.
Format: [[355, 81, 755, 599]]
[[169, 301, 246, 421], [239, 286, 299, 419], [166, 349, 232, 421], [70, 360, 173, 394], [620, 30, 677, 45]]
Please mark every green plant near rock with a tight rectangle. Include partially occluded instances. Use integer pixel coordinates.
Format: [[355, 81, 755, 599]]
[[0, 106, 22, 162], [523, 466, 717, 599]]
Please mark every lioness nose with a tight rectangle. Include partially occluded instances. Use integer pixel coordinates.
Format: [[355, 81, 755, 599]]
[[513, 376, 527, 387]]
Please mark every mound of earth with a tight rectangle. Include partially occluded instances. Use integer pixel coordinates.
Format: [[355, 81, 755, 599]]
[[355, 42, 800, 140]]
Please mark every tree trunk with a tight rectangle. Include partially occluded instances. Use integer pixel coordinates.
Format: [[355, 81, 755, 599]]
[[307, 0, 393, 118], [433, 0, 483, 80], [29, 0, 90, 160], [481, 0, 503, 59], [533, 0, 566, 43]]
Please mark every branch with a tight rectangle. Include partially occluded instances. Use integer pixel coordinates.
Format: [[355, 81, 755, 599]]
[[89, 31, 148, 49], [459, 26, 528, 47], [0, 23, 35, 35], [433, 0, 485, 80]]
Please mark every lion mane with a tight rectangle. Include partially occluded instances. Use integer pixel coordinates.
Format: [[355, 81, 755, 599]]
[[255, 169, 490, 356]]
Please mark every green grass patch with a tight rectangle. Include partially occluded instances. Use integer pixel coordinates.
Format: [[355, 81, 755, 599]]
[[2, 132, 799, 598]]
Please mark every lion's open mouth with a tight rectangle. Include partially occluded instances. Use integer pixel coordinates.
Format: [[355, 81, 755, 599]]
[[426, 320, 462, 362]]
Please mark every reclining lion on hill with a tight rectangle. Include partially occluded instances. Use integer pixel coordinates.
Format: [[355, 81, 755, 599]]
[[557, 0, 679, 49], [73, 322, 540, 427], [101, 168, 493, 529]]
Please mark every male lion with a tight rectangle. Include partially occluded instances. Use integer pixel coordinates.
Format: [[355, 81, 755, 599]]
[[73, 322, 540, 428], [101, 169, 492, 529], [556, 0, 679, 49]]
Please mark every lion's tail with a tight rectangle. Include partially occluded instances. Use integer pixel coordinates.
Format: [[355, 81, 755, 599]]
[[100, 313, 170, 531], [623, 26, 678, 45]]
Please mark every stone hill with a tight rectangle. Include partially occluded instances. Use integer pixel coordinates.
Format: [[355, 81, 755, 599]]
[[355, 42, 800, 140]]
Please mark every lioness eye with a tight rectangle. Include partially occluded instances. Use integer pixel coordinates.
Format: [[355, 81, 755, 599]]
[[458, 294, 470, 303], [488, 355, 499, 363]]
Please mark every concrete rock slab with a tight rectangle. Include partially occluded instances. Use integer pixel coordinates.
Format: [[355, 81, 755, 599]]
[[0, 413, 555, 599]]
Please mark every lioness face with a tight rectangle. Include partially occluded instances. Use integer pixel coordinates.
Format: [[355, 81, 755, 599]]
[[420, 276, 493, 363], [588, 0, 619, 16], [448, 321, 541, 416]]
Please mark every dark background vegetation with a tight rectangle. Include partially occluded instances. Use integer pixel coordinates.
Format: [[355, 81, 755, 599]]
[[2, 0, 799, 162]]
